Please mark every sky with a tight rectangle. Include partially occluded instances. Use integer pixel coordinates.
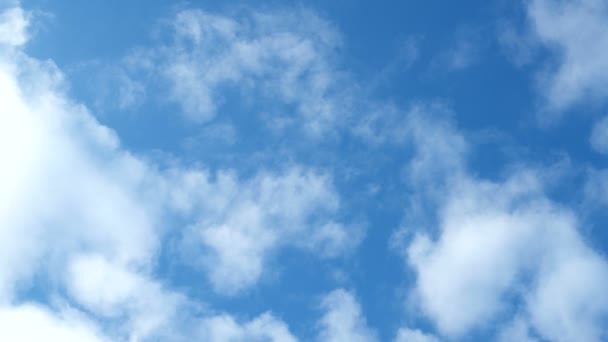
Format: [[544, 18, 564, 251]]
[[1, 0, 608, 341]]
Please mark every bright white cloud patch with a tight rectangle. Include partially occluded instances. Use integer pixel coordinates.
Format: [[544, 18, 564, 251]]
[[0, 43, 165, 304], [317, 289, 378, 342], [65, 254, 187, 340], [400, 114, 608, 341], [0, 15, 187, 340], [6, 0, 608, 341], [526, 0, 608, 113], [0, 305, 106, 342], [0, 4, 355, 340]]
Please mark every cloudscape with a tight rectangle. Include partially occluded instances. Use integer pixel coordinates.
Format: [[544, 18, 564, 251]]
[[2, 0, 608, 341]]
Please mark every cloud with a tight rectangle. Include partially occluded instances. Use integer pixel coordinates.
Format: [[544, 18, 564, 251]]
[[496, 318, 538, 342], [317, 289, 378, 342], [183, 167, 363, 295], [432, 28, 482, 72], [65, 254, 186, 340], [524, 0, 608, 113], [125, 8, 347, 136], [0, 7, 28, 46], [0, 305, 106, 342], [0, 37, 164, 302], [584, 168, 608, 209], [0, 12, 200, 338], [0, 5, 354, 340], [399, 113, 608, 341], [199, 313, 297, 342], [394, 328, 439, 342], [590, 115, 608, 154], [119, 7, 417, 146]]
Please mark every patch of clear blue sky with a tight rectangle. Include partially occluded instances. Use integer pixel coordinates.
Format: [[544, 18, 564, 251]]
[[20, 0, 608, 340]]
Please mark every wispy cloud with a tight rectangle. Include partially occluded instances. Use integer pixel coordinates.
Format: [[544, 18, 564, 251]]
[[125, 8, 347, 136], [181, 167, 362, 295], [590, 115, 608, 154]]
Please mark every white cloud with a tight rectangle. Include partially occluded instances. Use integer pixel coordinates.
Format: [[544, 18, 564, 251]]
[[65, 254, 186, 340], [0, 15, 201, 339], [107, 7, 426, 147], [0, 5, 352, 340], [590, 115, 608, 154], [0, 46, 163, 302], [0, 305, 107, 342], [126, 8, 346, 136], [527, 251, 608, 342], [400, 113, 608, 341], [525, 0, 608, 113], [0, 7, 28, 46], [199, 313, 297, 342], [188, 168, 363, 295], [317, 289, 378, 342], [395, 328, 439, 342]]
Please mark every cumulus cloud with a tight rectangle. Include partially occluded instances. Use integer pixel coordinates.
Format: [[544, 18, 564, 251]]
[[399, 113, 608, 341], [0, 4, 355, 340], [0, 37, 164, 304], [524, 0, 608, 113], [317, 289, 378, 342], [0, 13, 181, 339], [65, 254, 187, 339]]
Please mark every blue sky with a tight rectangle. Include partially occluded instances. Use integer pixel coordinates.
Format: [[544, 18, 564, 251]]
[[2, 0, 608, 341]]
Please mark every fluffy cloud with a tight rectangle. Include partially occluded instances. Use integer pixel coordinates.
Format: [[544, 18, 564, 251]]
[[0, 305, 107, 342], [525, 0, 608, 113], [317, 289, 378, 342], [400, 114, 608, 341], [0, 4, 356, 340], [65, 254, 187, 339], [199, 313, 297, 342], [0, 8, 191, 339]]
